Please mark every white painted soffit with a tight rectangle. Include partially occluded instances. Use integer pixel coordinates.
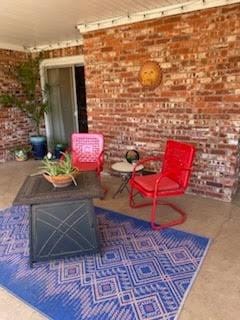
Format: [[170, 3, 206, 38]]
[[0, 39, 83, 53], [77, 0, 240, 33], [0, 42, 28, 52], [29, 39, 83, 53]]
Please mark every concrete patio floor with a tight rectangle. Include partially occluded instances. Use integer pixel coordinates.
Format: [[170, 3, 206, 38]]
[[0, 160, 240, 320]]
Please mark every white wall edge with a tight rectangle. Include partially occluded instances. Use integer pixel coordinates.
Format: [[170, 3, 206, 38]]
[[40, 55, 84, 68]]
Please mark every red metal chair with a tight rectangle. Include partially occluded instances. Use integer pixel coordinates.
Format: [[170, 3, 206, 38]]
[[71, 133, 104, 175], [129, 140, 195, 230]]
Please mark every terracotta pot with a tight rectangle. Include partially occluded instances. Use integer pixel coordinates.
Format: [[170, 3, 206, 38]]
[[43, 173, 78, 188]]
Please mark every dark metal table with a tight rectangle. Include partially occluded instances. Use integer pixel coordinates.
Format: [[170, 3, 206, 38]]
[[13, 172, 104, 266], [111, 161, 144, 198]]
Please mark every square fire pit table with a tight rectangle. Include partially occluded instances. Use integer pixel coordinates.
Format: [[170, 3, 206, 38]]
[[13, 172, 104, 266]]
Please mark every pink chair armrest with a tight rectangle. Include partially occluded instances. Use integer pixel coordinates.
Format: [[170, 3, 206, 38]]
[[96, 150, 105, 174]]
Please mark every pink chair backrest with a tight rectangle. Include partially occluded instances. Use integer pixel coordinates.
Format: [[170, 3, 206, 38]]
[[162, 140, 195, 189], [71, 133, 104, 164]]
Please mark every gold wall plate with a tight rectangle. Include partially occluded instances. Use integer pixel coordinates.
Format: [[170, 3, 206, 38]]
[[139, 61, 162, 89]]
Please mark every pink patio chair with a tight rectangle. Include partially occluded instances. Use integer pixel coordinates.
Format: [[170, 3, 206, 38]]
[[71, 133, 104, 175], [71, 133, 108, 197]]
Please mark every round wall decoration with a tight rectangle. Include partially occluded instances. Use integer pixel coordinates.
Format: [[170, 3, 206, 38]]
[[138, 61, 162, 89]]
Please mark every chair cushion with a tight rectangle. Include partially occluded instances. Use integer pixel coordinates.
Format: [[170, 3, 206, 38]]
[[74, 162, 98, 172], [132, 174, 180, 193]]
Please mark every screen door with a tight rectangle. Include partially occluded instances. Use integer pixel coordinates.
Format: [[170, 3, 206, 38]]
[[47, 67, 78, 147]]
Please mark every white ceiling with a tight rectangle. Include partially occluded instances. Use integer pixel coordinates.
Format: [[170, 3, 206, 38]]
[[0, 0, 238, 51]]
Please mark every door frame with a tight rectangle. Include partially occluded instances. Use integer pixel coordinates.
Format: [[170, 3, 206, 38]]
[[40, 55, 84, 146]]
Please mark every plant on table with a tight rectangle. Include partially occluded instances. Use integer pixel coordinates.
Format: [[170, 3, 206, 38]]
[[41, 152, 79, 187]]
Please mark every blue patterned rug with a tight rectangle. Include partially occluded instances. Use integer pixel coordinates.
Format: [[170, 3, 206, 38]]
[[0, 206, 210, 320]]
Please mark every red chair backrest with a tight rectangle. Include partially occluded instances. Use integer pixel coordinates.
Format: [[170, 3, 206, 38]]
[[71, 133, 104, 165], [162, 140, 195, 189]]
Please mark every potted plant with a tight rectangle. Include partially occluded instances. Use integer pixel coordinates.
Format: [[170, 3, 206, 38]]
[[54, 142, 68, 159], [41, 152, 79, 188], [0, 54, 50, 159], [10, 145, 31, 161]]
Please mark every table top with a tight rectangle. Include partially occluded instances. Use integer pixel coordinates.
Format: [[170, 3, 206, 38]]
[[111, 161, 144, 173], [13, 172, 104, 205]]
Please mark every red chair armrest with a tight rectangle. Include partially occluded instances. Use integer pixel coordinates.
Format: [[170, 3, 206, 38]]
[[180, 165, 192, 171], [96, 150, 105, 174]]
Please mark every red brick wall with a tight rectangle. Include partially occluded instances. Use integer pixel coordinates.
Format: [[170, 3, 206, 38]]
[[83, 4, 240, 201], [0, 46, 83, 161], [0, 5, 239, 201], [42, 45, 83, 59], [0, 49, 35, 161]]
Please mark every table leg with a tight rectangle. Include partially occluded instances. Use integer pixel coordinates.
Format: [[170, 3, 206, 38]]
[[112, 174, 131, 198], [29, 205, 34, 268]]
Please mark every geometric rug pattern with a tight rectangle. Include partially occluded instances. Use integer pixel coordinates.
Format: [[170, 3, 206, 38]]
[[0, 206, 210, 320]]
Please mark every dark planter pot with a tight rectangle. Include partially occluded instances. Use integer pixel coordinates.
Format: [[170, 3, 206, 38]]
[[54, 143, 68, 159], [30, 136, 47, 160]]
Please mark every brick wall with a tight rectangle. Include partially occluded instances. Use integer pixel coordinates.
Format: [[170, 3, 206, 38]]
[[42, 45, 83, 59], [0, 45, 83, 161], [83, 4, 240, 201], [0, 49, 35, 161], [0, 5, 239, 201]]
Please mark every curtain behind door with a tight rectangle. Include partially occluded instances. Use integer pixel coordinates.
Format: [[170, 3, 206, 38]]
[[47, 67, 76, 147]]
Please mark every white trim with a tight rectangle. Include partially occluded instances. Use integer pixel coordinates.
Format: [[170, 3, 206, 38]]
[[77, 0, 240, 33], [40, 55, 84, 69], [0, 42, 28, 52], [29, 38, 83, 52], [72, 66, 79, 132], [40, 55, 84, 146]]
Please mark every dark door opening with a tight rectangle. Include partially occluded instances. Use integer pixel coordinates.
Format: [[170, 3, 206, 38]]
[[75, 66, 88, 133]]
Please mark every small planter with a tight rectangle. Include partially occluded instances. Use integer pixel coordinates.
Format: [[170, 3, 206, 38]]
[[14, 149, 28, 161], [11, 145, 31, 161], [43, 173, 79, 188], [54, 143, 68, 159], [30, 135, 47, 160]]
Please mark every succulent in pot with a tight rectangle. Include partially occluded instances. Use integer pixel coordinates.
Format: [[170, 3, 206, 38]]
[[41, 152, 79, 188], [10, 145, 32, 161]]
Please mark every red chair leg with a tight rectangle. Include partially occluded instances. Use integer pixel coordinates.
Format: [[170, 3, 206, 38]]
[[129, 187, 152, 209], [150, 197, 158, 229], [96, 172, 108, 200], [101, 186, 108, 199], [130, 187, 187, 230], [129, 185, 135, 207], [151, 201, 187, 230]]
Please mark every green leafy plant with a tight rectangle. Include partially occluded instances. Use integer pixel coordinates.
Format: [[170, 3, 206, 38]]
[[41, 152, 79, 185], [0, 54, 50, 136], [10, 144, 32, 154], [10, 144, 32, 161]]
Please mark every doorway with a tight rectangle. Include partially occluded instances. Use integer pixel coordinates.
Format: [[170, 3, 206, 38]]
[[41, 57, 87, 149], [75, 66, 88, 133]]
